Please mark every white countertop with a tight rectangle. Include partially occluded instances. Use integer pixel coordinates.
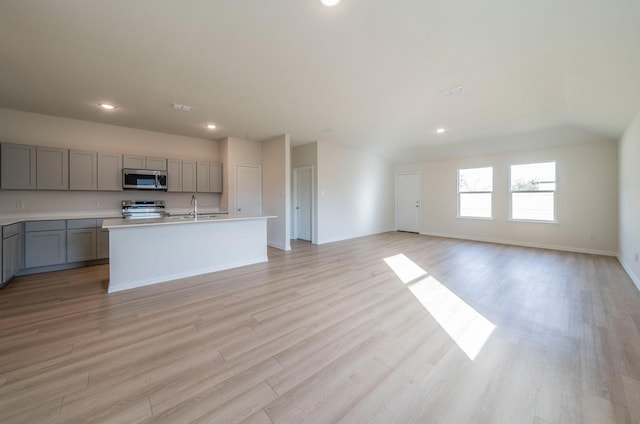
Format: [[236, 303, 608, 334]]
[[102, 214, 275, 229], [0, 209, 226, 227]]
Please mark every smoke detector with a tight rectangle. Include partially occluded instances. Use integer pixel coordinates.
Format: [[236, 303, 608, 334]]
[[170, 102, 192, 112]]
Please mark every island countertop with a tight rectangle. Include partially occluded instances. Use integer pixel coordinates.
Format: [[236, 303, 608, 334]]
[[104, 214, 276, 293], [102, 214, 275, 229]]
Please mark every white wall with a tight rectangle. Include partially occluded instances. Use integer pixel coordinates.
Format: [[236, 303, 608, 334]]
[[291, 142, 318, 244], [219, 137, 262, 214], [316, 141, 394, 244], [262, 135, 291, 250], [0, 109, 221, 215], [619, 113, 640, 289], [395, 141, 618, 255]]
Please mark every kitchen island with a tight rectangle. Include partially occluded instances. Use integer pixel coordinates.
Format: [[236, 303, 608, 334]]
[[102, 214, 275, 293]]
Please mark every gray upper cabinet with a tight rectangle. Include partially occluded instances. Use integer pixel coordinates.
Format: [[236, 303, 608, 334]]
[[167, 159, 183, 192], [196, 162, 222, 193], [36, 146, 69, 190], [210, 163, 222, 193], [146, 157, 167, 171], [123, 155, 167, 170], [123, 154, 145, 169], [196, 162, 210, 193], [1, 143, 37, 190], [69, 150, 98, 191], [97, 152, 122, 191], [182, 160, 197, 193]]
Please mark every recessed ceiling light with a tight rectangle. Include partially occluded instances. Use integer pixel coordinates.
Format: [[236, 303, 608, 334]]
[[206, 124, 216, 130], [321, 0, 341, 6], [436, 128, 446, 134], [99, 103, 115, 110]]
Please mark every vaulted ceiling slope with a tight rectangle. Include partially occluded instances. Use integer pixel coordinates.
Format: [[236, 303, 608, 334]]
[[1, 1, 639, 162]]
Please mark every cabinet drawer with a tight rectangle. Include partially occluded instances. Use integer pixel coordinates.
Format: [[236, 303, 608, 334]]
[[67, 218, 98, 229], [2, 223, 22, 239], [25, 220, 66, 232]]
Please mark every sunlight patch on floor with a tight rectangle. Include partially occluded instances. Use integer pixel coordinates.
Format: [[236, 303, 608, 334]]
[[384, 254, 496, 360]]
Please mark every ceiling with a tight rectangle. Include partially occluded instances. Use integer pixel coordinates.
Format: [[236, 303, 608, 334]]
[[1, 0, 639, 163]]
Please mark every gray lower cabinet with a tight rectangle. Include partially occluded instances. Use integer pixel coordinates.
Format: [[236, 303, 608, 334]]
[[97, 227, 109, 259], [25, 221, 67, 268], [2, 223, 23, 284], [1, 143, 37, 190], [67, 228, 97, 262], [67, 219, 98, 262]]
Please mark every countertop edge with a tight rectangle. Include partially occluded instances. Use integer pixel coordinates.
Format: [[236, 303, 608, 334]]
[[102, 215, 276, 229]]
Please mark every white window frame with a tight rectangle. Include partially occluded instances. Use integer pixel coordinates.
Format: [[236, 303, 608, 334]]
[[509, 161, 557, 223], [457, 166, 493, 220]]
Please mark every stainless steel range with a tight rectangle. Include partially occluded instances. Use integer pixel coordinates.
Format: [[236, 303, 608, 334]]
[[122, 200, 170, 220]]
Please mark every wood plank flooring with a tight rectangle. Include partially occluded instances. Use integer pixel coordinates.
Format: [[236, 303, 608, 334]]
[[1, 232, 640, 423]]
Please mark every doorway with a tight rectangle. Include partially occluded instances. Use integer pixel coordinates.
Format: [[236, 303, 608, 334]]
[[396, 172, 421, 233], [293, 166, 313, 241], [235, 165, 261, 214]]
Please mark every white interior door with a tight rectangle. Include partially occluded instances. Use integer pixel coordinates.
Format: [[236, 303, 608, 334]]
[[236, 165, 261, 214], [396, 173, 421, 233], [293, 166, 313, 241]]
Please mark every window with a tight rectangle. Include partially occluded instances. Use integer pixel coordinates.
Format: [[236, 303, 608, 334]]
[[458, 167, 493, 218], [510, 161, 556, 222]]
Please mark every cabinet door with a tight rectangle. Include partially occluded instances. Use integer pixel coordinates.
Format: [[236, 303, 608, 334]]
[[3, 235, 21, 283], [69, 150, 98, 190], [210, 163, 222, 193], [196, 162, 210, 193], [182, 160, 197, 193], [25, 230, 66, 268], [167, 159, 183, 192], [123, 155, 146, 169], [146, 157, 167, 171], [37, 146, 69, 190], [97, 227, 109, 259], [1, 143, 37, 190], [67, 228, 97, 262], [97, 152, 123, 191]]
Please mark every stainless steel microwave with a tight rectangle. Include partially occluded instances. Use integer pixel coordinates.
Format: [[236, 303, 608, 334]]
[[122, 168, 168, 190]]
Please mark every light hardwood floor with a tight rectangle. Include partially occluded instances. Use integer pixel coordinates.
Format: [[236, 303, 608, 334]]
[[1, 232, 640, 424]]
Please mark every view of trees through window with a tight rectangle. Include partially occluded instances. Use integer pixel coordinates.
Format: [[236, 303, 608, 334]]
[[510, 162, 556, 221], [458, 167, 493, 218]]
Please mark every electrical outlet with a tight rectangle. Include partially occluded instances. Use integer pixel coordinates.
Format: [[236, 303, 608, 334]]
[[16, 200, 25, 209]]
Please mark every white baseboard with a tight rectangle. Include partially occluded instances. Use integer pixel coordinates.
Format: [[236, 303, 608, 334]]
[[618, 255, 640, 292], [420, 231, 618, 257], [268, 241, 291, 251]]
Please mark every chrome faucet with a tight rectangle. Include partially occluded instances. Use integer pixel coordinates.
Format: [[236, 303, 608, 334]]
[[190, 194, 198, 218]]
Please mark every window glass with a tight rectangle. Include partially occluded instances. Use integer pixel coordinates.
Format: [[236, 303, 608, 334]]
[[458, 167, 492, 218], [510, 162, 556, 221]]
